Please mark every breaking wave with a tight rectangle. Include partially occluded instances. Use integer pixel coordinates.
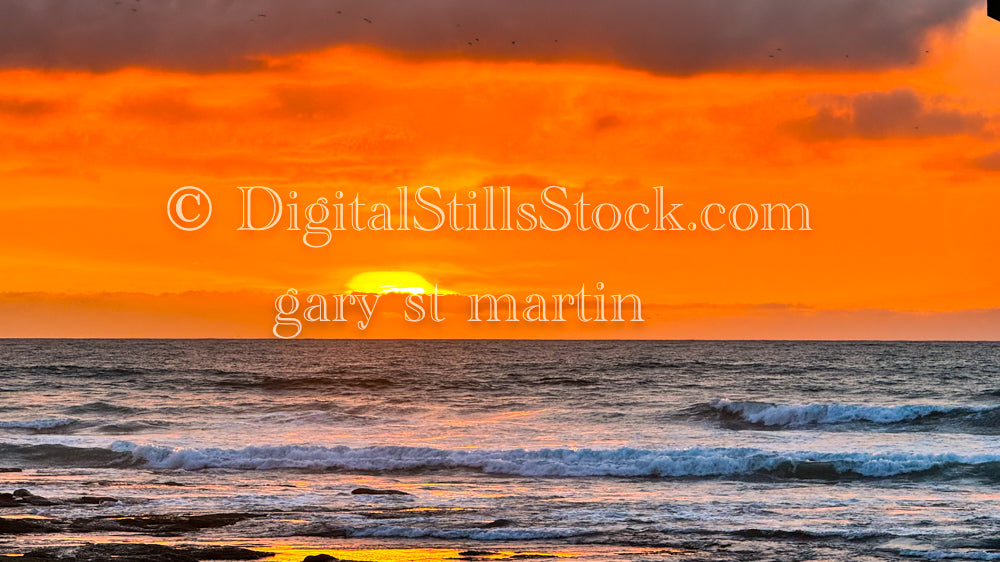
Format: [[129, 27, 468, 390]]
[[703, 399, 1000, 432], [76, 442, 1000, 482]]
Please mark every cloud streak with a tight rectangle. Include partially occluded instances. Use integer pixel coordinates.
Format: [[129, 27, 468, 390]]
[[0, 0, 977, 74], [973, 150, 1000, 170], [791, 89, 991, 140]]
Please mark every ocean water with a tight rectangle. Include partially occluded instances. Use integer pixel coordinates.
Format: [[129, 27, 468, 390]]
[[1, 340, 999, 561]]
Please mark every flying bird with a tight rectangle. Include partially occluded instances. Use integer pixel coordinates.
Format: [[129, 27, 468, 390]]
[[362, 17, 372, 23]]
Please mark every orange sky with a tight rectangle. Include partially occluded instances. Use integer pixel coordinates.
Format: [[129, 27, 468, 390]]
[[1, 2, 998, 338]]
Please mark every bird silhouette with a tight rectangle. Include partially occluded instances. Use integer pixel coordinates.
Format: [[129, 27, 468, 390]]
[[362, 17, 372, 23]]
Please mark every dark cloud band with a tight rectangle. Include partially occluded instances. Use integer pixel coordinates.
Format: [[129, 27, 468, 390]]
[[0, 0, 977, 73]]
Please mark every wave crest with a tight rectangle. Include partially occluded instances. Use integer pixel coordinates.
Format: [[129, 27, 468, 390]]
[[706, 399, 1000, 431], [0, 418, 82, 432], [103, 442, 1000, 481]]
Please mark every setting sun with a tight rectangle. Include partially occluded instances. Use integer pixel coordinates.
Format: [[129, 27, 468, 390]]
[[345, 271, 454, 295]]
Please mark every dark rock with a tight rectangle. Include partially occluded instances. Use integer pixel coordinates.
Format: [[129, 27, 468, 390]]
[[350, 487, 411, 496], [24, 543, 199, 561], [180, 546, 272, 560], [167, 512, 261, 530], [479, 518, 514, 528], [67, 496, 117, 505], [0, 467, 23, 472], [19, 543, 271, 562], [23, 496, 59, 506], [1, 490, 59, 506], [459, 551, 499, 557], [302, 555, 364, 562], [0, 517, 60, 534], [70, 512, 262, 534]]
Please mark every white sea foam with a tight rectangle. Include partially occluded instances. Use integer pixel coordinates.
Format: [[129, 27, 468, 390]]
[[107, 441, 1000, 479], [894, 550, 1000, 560]]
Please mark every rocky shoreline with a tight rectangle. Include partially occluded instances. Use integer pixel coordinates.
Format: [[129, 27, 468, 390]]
[[0, 488, 570, 562], [0, 541, 564, 562], [12, 543, 273, 562]]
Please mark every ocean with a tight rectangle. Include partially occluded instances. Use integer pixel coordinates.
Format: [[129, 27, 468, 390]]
[[1, 340, 999, 561]]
